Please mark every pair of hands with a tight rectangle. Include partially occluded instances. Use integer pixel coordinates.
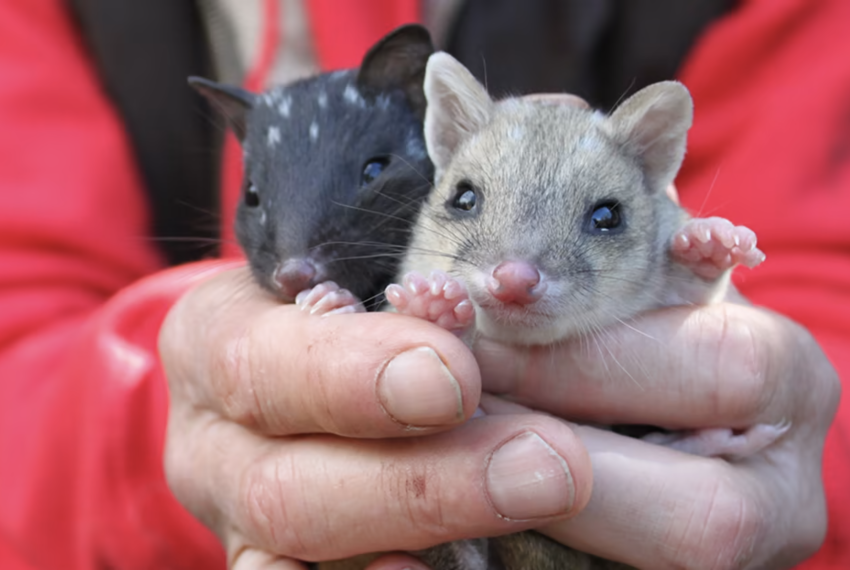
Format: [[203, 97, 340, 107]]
[[160, 264, 838, 570]]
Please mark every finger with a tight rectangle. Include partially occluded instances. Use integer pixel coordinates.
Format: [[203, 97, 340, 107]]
[[160, 267, 481, 437], [165, 412, 592, 563], [536, 424, 825, 569], [230, 547, 307, 570], [474, 302, 816, 429]]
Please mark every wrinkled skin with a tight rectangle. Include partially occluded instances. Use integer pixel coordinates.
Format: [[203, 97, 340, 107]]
[[160, 262, 837, 570]]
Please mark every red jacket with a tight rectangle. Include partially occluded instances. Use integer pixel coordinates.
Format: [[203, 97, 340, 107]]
[[0, 0, 847, 568]]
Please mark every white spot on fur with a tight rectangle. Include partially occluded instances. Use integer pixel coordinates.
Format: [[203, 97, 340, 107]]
[[344, 84, 364, 106], [267, 126, 280, 147], [510, 126, 525, 141], [317, 91, 327, 109], [260, 210, 267, 225], [262, 93, 275, 107], [309, 121, 319, 141], [591, 110, 606, 123], [278, 96, 292, 118], [376, 94, 391, 110]]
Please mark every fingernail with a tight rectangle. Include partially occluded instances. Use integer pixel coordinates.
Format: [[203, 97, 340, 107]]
[[378, 347, 464, 427], [486, 432, 574, 520]]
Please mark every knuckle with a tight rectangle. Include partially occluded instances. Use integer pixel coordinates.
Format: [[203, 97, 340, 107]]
[[238, 452, 321, 559], [711, 308, 772, 420], [793, 506, 828, 563], [379, 460, 450, 543], [158, 297, 198, 392], [162, 427, 189, 502], [666, 476, 764, 570], [212, 325, 265, 428], [795, 324, 841, 426], [161, 417, 219, 531]]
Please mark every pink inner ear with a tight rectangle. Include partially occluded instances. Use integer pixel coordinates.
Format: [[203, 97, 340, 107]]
[[613, 90, 692, 191], [628, 102, 681, 153]]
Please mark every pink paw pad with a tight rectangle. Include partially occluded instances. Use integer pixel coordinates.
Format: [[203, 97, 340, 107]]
[[670, 217, 766, 280], [294, 281, 365, 316], [385, 270, 475, 331]]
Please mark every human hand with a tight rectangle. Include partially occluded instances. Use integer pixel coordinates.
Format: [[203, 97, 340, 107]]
[[469, 296, 838, 569], [159, 266, 594, 569]]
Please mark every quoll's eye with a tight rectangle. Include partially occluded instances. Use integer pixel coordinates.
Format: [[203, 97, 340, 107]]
[[589, 201, 622, 232], [361, 157, 390, 186], [244, 180, 260, 208], [452, 181, 478, 212]]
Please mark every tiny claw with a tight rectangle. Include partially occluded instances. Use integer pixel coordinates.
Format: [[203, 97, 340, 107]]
[[403, 272, 428, 295], [295, 290, 309, 305], [454, 300, 475, 322], [429, 271, 448, 295], [385, 284, 407, 308], [443, 279, 465, 300]]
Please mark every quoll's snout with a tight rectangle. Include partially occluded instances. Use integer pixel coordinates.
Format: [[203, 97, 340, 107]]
[[487, 260, 546, 305], [274, 258, 320, 300]]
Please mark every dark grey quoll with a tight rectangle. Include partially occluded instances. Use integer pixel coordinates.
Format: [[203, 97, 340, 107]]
[[189, 25, 435, 308]]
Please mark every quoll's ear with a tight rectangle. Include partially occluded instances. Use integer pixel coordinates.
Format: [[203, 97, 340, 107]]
[[606, 81, 693, 193], [356, 24, 435, 119], [188, 76, 255, 141], [424, 52, 494, 172]]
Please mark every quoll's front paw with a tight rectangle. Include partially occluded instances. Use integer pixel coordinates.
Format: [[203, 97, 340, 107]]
[[670, 217, 766, 280], [294, 281, 366, 315], [385, 270, 475, 331], [644, 420, 792, 460]]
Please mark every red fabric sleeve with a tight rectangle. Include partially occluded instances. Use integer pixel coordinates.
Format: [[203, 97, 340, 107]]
[[0, 2, 226, 568], [675, 1, 850, 567]]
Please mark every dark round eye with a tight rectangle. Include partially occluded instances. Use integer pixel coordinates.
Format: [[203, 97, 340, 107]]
[[589, 201, 622, 231], [244, 181, 260, 208], [452, 182, 477, 211], [361, 157, 390, 186]]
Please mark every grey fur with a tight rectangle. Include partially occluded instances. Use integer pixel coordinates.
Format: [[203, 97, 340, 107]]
[[406, 54, 694, 347]]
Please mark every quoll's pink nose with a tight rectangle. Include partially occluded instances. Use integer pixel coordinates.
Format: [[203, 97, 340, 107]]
[[487, 261, 544, 305], [274, 258, 318, 299]]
